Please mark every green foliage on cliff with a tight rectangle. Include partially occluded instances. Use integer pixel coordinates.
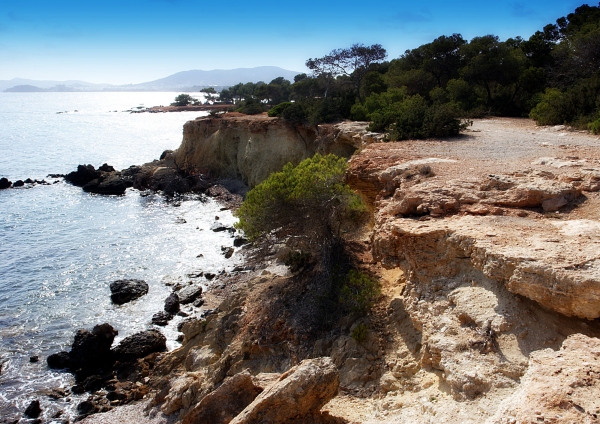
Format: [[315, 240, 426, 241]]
[[234, 154, 366, 251], [339, 270, 381, 315], [171, 93, 197, 106]]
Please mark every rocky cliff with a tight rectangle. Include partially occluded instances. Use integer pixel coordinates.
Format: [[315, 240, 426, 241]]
[[172, 113, 382, 187], [81, 118, 600, 424]]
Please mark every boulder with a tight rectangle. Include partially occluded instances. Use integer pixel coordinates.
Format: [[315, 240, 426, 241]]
[[83, 175, 128, 195], [178, 284, 203, 305], [47, 351, 72, 369], [13, 180, 24, 187], [110, 279, 149, 305], [24, 399, 42, 418], [112, 330, 166, 362], [233, 237, 248, 247], [152, 311, 173, 326], [98, 163, 115, 172], [164, 292, 180, 314], [229, 357, 339, 424], [65, 164, 100, 187], [182, 372, 263, 424], [221, 246, 234, 259], [69, 323, 118, 370], [0, 177, 11, 189]]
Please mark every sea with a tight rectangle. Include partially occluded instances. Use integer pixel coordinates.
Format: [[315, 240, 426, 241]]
[[0, 92, 241, 422]]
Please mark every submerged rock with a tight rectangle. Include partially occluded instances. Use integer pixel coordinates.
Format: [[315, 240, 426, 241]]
[[110, 279, 149, 305]]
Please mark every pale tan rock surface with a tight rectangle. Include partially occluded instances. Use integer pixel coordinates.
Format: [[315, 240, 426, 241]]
[[487, 333, 600, 423], [229, 357, 339, 424], [173, 114, 374, 187]]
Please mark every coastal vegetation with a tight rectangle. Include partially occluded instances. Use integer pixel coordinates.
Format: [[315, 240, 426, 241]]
[[219, 3, 600, 137], [234, 153, 366, 250]]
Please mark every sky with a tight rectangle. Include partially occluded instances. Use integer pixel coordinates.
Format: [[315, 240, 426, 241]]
[[0, 0, 591, 85]]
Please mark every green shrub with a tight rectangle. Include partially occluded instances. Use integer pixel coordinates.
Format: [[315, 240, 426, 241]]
[[339, 270, 380, 315], [237, 98, 267, 115], [234, 154, 366, 250], [284, 250, 311, 272], [529, 88, 568, 125], [267, 102, 294, 117], [589, 117, 600, 134], [351, 323, 368, 343], [171, 93, 195, 106]]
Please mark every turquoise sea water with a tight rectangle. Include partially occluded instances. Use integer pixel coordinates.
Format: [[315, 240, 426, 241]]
[[0, 92, 240, 421]]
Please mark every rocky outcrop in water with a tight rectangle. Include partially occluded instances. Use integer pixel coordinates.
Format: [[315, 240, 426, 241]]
[[0, 177, 11, 189], [110, 279, 149, 305]]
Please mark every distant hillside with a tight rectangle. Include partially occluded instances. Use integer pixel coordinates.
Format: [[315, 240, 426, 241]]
[[131, 66, 301, 90], [0, 78, 109, 92], [1, 67, 302, 92]]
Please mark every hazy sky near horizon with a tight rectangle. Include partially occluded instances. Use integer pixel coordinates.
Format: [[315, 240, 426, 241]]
[[0, 0, 589, 84]]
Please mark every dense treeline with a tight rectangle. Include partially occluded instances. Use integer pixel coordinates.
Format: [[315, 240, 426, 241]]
[[217, 3, 600, 138]]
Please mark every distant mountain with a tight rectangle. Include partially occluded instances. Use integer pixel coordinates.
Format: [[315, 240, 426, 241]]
[[131, 66, 301, 90], [1, 67, 302, 92], [0, 78, 112, 92]]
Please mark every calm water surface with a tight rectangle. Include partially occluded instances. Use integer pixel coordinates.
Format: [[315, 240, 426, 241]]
[[0, 92, 240, 421]]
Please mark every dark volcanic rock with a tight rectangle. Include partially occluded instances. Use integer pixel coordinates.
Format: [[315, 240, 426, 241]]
[[76, 400, 97, 415], [47, 351, 72, 369], [69, 323, 118, 370], [0, 177, 12, 189], [24, 399, 42, 418], [83, 174, 128, 195], [112, 330, 166, 362], [151, 311, 173, 326], [65, 164, 100, 187], [221, 246, 234, 259], [233, 236, 248, 247], [164, 292, 180, 314], [110, 279, 149, 305], [211, 224, 229, 232], [13, 180, 24, 187], [98, 163, 115, 172], [178, 284, 203, 305]]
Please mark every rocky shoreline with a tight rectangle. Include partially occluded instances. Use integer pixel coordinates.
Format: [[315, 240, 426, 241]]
[[14, 115, 600, 423]]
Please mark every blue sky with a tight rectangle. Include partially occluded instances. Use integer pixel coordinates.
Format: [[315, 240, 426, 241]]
[[0, 0, 588, 84]]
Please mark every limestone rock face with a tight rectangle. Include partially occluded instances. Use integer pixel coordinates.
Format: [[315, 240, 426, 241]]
[[488, 334, 600, 424], [229, 357, 339, 424], [173, 115, 373, 188], [182, 371, 263, 424], [373, 215, 600, 319]]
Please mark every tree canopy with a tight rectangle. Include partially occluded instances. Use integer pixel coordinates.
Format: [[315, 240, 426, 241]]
[[222, 3, 600, 135], [234, 154, 366, 253]]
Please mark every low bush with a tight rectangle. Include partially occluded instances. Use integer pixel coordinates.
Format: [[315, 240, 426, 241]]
[[339, 270, 380, 315]]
